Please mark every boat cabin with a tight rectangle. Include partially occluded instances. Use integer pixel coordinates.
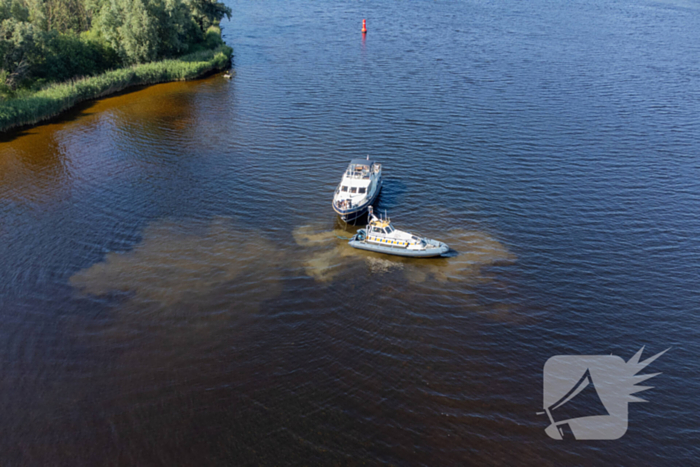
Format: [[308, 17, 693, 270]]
[[334, 159, 381, 210], [349, 207, 450, 257], [344, 159, 380, 179], [361, 217, 424, 249]]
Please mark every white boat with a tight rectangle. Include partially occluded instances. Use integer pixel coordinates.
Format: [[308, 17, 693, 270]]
[[332, 157, 382, 222], [348, 208, 449, 257]]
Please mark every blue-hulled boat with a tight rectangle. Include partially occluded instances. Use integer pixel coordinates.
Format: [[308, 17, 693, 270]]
[[332, 157, 382, 222]]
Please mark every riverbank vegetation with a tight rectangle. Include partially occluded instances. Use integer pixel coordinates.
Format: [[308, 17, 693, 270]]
[[0, 0, 232, 130], [0, 44, 230, 130]]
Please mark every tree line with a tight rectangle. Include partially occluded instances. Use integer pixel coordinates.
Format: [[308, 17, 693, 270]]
[[0, 0, 231, 94]]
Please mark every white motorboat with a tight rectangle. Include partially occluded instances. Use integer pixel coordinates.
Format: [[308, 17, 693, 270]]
[[332, 157, 382, 222], [348, 208, 449, 257]]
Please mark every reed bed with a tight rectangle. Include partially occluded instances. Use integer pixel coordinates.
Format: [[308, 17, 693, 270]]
[[0, 45, 232, 132]]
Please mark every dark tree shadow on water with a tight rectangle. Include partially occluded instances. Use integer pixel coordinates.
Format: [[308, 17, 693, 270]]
[[0, 96, 107, 143], [0, 80, 201, 144], [0, 126, 35, 143]]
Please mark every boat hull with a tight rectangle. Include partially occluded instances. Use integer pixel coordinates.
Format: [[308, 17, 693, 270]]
[[348, 237, 449, 258]]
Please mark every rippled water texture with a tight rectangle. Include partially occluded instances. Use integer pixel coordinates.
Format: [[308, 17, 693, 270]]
[[71, 217, 284, 307], [1, 0, 700, 465]]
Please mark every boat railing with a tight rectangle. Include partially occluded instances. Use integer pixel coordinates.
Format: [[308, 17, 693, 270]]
[[346, 171, 370, 180], [335, 199, 353, 210]]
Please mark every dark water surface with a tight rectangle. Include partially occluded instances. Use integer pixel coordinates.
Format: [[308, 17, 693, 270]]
[[2, 0, 700, 464]]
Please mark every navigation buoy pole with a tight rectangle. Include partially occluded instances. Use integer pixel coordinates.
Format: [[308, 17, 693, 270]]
[[362, 19, 367, 34]]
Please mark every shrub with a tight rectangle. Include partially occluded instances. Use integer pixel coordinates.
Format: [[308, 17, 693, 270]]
[[0, 44, 232, 131]]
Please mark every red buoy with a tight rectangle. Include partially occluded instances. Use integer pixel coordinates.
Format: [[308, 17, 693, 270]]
[[362, 19, 367, 34]]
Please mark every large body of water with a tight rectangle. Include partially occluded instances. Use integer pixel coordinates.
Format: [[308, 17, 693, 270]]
[[1, 0, 699, 464]]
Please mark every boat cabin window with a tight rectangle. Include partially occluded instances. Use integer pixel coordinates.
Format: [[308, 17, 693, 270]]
[[341, 186, 348, 192], [358, 187, 366, 194], [385, 225, 394, 233], [351, 187, 357, 194]]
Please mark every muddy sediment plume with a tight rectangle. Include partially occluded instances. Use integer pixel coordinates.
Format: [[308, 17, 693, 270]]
[[292, 224, 514, 285], [404, 229, 515, 283], [291, 224, 356, 282], [70, 217, 284, 308]]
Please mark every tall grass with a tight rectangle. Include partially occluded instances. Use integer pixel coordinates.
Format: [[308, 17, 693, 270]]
[[0, 45, 232, 132]]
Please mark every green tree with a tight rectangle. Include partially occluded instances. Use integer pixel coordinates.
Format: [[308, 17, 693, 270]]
[[44, 0, 91, 33], [9, 0, 29, 22], [25, 0, 47, 31], [185, 0, 230, 34], [1, 0, 231, 92], [0, 18, 42, 88], [92, 0, 122, 52], [118, 0, 159, 64], [38, 30, 119, 82], [149, 0, 197, 57]]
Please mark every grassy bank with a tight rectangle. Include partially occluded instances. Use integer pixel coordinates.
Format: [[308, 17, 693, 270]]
[[0, 45, 232, 133]]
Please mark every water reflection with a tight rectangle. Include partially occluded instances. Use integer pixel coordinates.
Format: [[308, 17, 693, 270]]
[[0, 131, 72, 206]]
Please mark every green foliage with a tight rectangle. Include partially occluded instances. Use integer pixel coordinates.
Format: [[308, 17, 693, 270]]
[[154, 0, 199, 56], [90, 0, 231, 65], [8, 0, 30, 23], [0, 44, 231, 130], [0, 18, 42, 89], [39, 31, 120, 82], [1, 0, 232, 91], [119, 0, 159, 64], [0, 69, 10, 96], [24, 0, 46, 30], [203, 25, 222, 49], [44, 0, 91, 33], [185, 0, 230, 33]]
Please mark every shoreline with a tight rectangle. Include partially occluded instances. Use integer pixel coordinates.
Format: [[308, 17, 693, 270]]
[[0, 45, 233, 133]]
